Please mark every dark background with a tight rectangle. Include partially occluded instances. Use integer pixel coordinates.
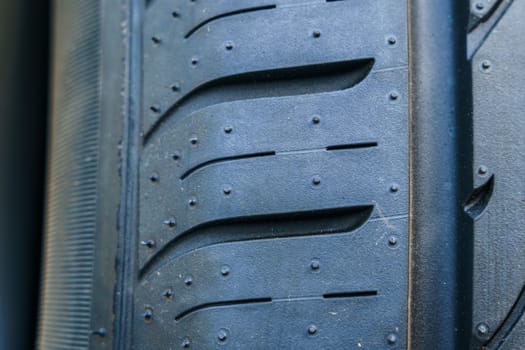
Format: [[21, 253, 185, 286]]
[[0, 0, 50, 349]]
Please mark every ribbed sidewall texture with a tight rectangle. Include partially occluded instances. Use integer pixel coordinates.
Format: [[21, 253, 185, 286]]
[[37, 1, 101, 349]]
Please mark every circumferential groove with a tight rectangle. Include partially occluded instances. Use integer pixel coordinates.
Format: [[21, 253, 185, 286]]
[[185, 5, 277, 39]]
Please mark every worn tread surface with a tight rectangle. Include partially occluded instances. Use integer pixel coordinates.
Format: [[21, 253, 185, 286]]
[[471, 0, 525, 348], [37, 0, 525, 349], [136, 0, 408, 348]]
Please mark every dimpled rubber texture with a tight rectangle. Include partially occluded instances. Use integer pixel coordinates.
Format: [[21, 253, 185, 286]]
[[37, 1, 102, 349], [468, 0, 525, 348], [136, 0, 409, 349]]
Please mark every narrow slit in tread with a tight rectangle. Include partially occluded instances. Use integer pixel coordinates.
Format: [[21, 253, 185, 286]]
[[175, 297, 272, 321], [323, 290, 378, 299], [326, 142, 378, 151], [180, 151, 276, 180], [144, 58, 375, 143], [182, 142, 378, 180], [185, 5, 277, 39]]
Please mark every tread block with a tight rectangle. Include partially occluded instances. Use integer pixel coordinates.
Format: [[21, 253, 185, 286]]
[[143, 0, 407, 134], [140, 147, 407, 268], [134, 218, 408, 349], [141, 69, 404, 180], [139, 69, 408, 269], [138, 0, 409, 347], [471, 0, 525, 344]]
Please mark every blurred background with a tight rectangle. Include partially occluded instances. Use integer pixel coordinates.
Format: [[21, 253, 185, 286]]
[[0, 0, 51, 349]]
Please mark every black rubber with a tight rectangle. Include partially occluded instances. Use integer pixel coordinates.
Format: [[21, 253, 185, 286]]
[[136, 1, 408, 349], [36, 0, 525, 349]]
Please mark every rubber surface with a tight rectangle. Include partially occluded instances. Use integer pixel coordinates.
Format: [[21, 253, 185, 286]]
[[409, 0, 474, 348], [37, 0, 525, 349], [135, 0, 409, 348], [38, 2, 102, 348], [37, 1, 122, 349], [470, 0, 525, 348]]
